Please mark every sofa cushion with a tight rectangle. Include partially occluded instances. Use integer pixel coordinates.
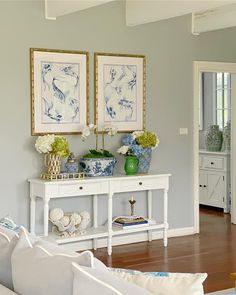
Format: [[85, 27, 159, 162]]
[[11, 228, 96, 295], [109, 268, 207, 295], [0, 284, 17, 295], [0, 225, 19, 290], [72, 262, 152, 295]]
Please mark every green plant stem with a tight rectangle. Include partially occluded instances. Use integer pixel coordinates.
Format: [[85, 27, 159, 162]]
[[102, 130, 105, 150], [96, 128, 98, 150]]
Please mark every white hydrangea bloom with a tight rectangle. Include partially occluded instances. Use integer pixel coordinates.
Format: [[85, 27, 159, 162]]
[[153, 135, 160, 149], [35, 134, 55, 154], [117, 145, 129, 155]]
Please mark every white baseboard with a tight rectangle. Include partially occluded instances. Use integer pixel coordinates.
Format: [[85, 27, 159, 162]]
[[63, 227, 195, 252], [206, 288, 235, 294]]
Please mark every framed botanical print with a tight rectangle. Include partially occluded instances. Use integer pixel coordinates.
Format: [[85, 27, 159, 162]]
[[94, 53, 146, 132], [30, 48, 89, 135]]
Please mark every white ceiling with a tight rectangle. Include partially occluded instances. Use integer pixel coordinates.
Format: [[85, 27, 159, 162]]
[[45, 0, 236, 32]]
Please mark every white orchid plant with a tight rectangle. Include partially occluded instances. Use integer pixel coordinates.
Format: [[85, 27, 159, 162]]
[[81, 123, 118, 158]]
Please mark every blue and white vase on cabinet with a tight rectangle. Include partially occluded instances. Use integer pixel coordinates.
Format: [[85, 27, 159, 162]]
[[205, 125, 223, 152]]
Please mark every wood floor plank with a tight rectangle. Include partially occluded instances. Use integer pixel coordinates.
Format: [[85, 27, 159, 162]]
[[93, 208, 236, 293]]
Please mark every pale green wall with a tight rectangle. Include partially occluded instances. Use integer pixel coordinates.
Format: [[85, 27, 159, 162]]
[[1, 0, 236, 231]]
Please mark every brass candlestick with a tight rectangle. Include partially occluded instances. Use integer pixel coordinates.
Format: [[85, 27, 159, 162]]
[[128, 198, 136, 216]]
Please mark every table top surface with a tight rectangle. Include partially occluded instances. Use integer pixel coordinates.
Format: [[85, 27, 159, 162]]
[[28, 171, 171, 184]]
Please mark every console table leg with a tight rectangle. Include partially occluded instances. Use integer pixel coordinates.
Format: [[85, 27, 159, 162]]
[[30, 195, 36, 235], [148, 190, 153, 242], [93, 195, 98, 250], [107, 192, 113, 256], [163, 189, 169, 247], [43, 198, 49, 237]]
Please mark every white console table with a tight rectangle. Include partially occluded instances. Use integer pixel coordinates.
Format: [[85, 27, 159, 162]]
[[29, 173, 171, 255]]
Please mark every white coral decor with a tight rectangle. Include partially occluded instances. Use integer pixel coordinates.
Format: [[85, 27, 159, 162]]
[[70, 213, 81, 225], [49, 208, 64, 222], [35, 134, 55, 154], [49, 208, 90, 237]]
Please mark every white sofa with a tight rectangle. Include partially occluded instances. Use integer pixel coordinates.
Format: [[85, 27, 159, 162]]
[[0, 224, 207, 295], [0, 225, 152, 295], [0, 284, 17, 294]]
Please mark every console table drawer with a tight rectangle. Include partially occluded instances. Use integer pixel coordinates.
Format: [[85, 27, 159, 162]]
[[58, 182, 108, 196], [202, 156, 224, 170], [112, 178, 161, 193]]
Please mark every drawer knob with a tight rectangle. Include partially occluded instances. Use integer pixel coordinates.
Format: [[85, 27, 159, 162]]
[[211, 162, 214, 165], [139, 182, 142, 185], [203, 185, 207, 188], [79, 186, 83, 190], [199, 185, 202, 187]]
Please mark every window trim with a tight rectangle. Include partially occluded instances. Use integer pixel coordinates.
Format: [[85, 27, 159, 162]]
[[213, 72, 231, 130]]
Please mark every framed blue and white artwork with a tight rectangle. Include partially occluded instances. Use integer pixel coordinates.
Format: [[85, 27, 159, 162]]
[[30, 48, 89, 135], [95, 53, 146, 132]]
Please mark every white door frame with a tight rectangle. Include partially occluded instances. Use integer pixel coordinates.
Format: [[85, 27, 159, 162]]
[[193, 61, 236, 233]]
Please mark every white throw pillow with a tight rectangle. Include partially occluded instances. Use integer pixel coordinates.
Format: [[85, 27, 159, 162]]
[[110, 269, 208, 295], [72, 262, 152, 295], [0, 283, 17, 295], [12, 228, 95, 295], [35, 238, 107, 270], [0, 225, 19, 290]]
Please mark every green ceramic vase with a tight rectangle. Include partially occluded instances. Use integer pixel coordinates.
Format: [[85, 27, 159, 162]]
[[124, 156, 139, 175]]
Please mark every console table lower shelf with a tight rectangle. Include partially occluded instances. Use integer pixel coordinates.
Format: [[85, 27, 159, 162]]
[[48, 223, 166, 245], [29, 173, 170, 255]]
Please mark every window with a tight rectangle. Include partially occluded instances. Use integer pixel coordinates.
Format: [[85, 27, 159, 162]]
[[214, 72, 231, 129]]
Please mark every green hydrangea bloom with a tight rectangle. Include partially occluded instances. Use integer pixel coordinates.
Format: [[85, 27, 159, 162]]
[[51, 136, 70, 158], [136, 131, 157, 148]]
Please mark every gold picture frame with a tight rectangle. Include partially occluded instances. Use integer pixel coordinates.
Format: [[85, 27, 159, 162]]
[[94, 52, 146, 132], [30, 48, 89, 135]]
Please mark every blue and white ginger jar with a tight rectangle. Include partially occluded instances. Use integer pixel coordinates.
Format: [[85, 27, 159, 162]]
[[65, 153, 79, 173], [137, 148, 152, 173]]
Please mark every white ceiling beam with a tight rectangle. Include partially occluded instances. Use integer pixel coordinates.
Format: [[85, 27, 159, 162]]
[[45, 0, 56, 20], [44, 0, 116, 20], [192, 3, 236, 34], [126, 0, 236, 27]]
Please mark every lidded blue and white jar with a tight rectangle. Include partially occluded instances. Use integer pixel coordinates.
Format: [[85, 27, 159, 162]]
[[65, 153, 79, 173]]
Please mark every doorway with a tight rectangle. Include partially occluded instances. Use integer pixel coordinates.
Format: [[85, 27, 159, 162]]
[[193, 62, 236, 232]]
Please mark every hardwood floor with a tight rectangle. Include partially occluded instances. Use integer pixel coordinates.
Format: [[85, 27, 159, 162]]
[[93, 207, 236, 293]]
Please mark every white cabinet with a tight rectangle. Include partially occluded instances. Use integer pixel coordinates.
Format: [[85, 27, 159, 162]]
[[199, 150, 230, 213]]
